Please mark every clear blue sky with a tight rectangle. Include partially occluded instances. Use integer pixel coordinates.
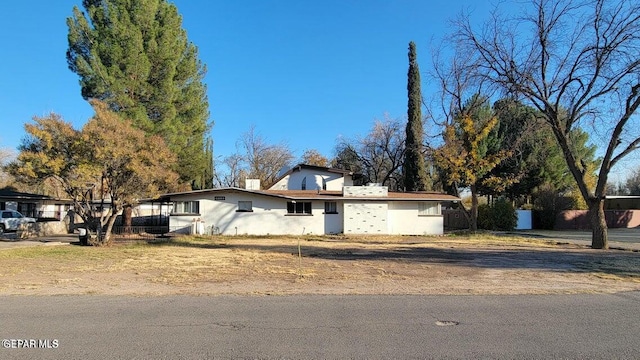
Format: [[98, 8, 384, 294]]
[[0, 1, 491, 159], [0, 1, 633, 183]]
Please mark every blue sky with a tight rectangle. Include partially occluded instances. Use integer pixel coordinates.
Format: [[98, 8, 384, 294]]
[[0, 1, 491, 160], [1, 1, 634, 183]]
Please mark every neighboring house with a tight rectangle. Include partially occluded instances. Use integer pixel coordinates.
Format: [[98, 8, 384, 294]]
[[161, 164, 460, 236], [0, 189, 73, 221]]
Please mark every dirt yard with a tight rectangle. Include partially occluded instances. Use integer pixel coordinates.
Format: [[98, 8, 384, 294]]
[[1, 234, 639, 296]]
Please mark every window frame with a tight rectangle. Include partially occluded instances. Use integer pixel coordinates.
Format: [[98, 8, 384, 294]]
[[172, 201, 200, 215], [418, 202, 441, 216], [237, 200, 253, 212], [286, 201, 312, 215], [324, 201, 338, 214]]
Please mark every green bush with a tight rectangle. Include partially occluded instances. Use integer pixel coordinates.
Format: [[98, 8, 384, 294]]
[[493, 198, 518, 230], [477, 198, 518, 231], [477, 204, 493, 230]]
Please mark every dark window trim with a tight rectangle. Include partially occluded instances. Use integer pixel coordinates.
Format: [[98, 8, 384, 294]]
[[286, 201, 312, 215], [237, 200, 253, 212]]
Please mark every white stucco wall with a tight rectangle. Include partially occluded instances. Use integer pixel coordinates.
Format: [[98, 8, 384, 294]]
[[387, 201, 444, 235], [343, 201, 388, 234], [269, 168, 352, 190], [168, 191, 446, 236], [169, 192, 343, 235]]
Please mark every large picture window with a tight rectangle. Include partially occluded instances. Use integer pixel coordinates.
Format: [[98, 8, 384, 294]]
[[173, 201, 200, 214], [287, 201, 312, 215], [418, 202, 441, 216]]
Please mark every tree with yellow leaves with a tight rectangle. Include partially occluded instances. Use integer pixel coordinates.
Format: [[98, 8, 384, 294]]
[[8, 101, 184, 244], [433, 95, 511, 231]]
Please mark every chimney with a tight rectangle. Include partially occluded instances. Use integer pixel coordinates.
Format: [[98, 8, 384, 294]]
[[245, 179, 260, 190]]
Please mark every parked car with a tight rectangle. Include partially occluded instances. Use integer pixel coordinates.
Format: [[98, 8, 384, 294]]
[[0, 210, 36, 235]]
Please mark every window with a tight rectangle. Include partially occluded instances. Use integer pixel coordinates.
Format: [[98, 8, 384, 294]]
[[287, 201, 312, 215], [322, 178, 327, 190], [172, 201, 200, 214], [301, 177, 307, 190], [324, 201, 338, 214], [18, 203, 37, 218], [237, 201, 253, 212], [418, 202, 441, 216]]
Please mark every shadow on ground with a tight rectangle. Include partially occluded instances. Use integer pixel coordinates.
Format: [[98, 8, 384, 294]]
[[144, 238, 640, 278]]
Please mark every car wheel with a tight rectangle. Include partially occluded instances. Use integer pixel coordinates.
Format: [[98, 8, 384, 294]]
[[0, 224, 4, 236]]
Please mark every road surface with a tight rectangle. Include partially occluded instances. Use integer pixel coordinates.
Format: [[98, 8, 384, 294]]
[[1, 293, 639, 359]]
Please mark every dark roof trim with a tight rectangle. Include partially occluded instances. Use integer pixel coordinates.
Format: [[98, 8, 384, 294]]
[[156, 187, 460, 202], [0, 189, 56, 201]]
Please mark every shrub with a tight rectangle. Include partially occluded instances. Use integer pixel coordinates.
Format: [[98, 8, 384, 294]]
[[492, 198, 518, 230], [477, 204, 493, 230], [477, 198, 518, 231]]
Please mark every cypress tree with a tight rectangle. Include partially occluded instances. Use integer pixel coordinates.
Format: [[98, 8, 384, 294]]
[[66, 0, 212, 189], [403, 41, 430, 191]]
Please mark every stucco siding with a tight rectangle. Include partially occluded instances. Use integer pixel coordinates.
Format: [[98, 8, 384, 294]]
[[387, 201, 444, 235], [269, 168, 350, 191], [169, 192, 330, 235], [323, 201, 344, 234]]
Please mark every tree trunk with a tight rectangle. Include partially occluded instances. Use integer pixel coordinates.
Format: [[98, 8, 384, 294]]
[[588, 198, 608, 249], [470, 184, 479, 232], [123, 205, 132, 233], [101, 212, 120, 245]]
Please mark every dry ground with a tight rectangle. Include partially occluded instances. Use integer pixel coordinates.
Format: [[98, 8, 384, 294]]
[[1, 234, 639, 296]]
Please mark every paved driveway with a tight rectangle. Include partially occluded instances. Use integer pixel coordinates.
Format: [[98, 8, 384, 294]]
[[0, 234, 76, 250], [510, 228, 640, 251]]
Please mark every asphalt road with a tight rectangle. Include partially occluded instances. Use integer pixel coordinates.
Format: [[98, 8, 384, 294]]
[[1, 293, 639, 359]]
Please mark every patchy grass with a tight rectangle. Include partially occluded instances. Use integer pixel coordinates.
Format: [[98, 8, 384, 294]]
[[1, 234, 638, 296]]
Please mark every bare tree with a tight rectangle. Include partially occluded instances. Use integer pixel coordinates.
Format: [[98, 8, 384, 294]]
[[0, 147, 15, 188], [214, 126, 294, 189], [334, 116, 406, 190], [624, 168, 640, 195], [214, 153, 245, 188], [454, 0, 640, 249]]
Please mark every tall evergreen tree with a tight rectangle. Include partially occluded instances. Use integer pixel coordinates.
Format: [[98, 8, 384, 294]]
[[66, 0, 212, 189], [403, 41, 430, 191]]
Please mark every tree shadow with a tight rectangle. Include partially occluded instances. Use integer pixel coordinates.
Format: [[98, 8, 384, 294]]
[[150, 237, 640, 278]]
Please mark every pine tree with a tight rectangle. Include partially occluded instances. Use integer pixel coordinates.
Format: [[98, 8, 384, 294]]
[[66, 0, 211, 189], [403, 41, 430, 191]]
